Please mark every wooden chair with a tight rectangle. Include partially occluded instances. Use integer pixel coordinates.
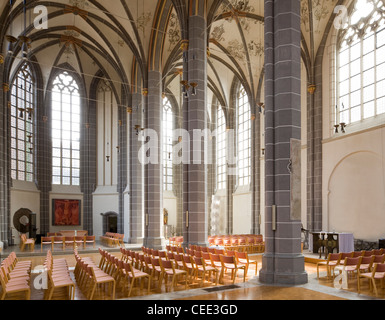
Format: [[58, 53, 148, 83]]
[[173, 253, 185, 270], [150, 258, 163, 288], [316, 253, 341, 279], [358, 263, 385, 296], [220, 254, 246, 283], [53, 236, 65, 251], [74, 236, 85, 249], [160, 259, 187, 290], [0, 267, 30, 300], [85, 235, 96, 248], [334, 256, 362, 285], [337, 252, 353, 264], [182, 254, 195, 283], [358, 256, 375, 275], [193, 256, 219, 286], [41, 237, 53, 252], [20, 234, 35, 252], [64, 237, 75, 249], [122, 262, 151, 297], [236, 251, 258, 276], [45, 268, 75, 300], [88, 266, 116, 300]]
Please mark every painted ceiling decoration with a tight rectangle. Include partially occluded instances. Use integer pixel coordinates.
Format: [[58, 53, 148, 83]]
[[0, 0, 345, 112]]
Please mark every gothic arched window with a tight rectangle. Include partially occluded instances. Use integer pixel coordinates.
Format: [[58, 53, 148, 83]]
[[337, 0, 385, 126], [10, 63, 35, 182], [163, 97, 173, 191], [217, 106, 226, 190], [237, 85, 251, 186], [51, 72, 81, 186]]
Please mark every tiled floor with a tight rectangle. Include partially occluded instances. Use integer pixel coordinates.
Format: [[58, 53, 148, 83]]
[[1, 244, 384, 301]]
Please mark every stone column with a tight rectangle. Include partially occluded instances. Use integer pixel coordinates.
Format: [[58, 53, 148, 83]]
[[259, 0, 307, 285], [182, 0, 208, 247], [143, 71, 165, 249], [128, 91, 144, 243]]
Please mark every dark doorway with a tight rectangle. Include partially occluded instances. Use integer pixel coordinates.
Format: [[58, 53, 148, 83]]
[[101, 211, 118, 234]]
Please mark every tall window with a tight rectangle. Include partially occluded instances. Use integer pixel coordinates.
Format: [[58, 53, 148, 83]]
[[217, 106, 226, 190], [337, 0, 385, 125], [163, 97, 173, 191], [51, 72, 81, 186], [237, 85, 251, 186], [11, 63, 35, 182]]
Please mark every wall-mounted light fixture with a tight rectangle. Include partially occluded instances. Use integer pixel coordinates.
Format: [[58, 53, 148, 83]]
[[257, 102, 265, 114], [134, 125, 144, 136], [190, 82, 198, 96], [181, 81, 198, 98]]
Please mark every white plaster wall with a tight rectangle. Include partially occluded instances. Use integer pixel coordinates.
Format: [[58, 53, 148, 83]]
[[10, 181, 40, 244], [233, 186, 252, 234], [322, 126, 385, 242]]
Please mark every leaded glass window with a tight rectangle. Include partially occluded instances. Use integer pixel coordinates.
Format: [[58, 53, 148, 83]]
[[51, 72, 81, 186]]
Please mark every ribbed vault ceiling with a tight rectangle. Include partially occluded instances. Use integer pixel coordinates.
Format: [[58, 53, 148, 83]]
[[1, 0, 340, 111]]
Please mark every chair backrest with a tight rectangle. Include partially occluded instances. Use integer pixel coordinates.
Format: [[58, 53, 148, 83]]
[[159, 251, 167, 258], [345, 256, 361, 266], [202, 252, 211, 260], [167, 252, 175, 260], [173, 253, 182, 261], [372, 249, 383, 255], [341, 252, 352, 260], [374, 263, 385, 273], [161, 259, 173, 269], [362, 250, 374, 257], [172, 246, 178, 253], [216, 249, 225, 255], [235, 251, 248, 261], [144, 256, 152, 265], [361, 255, 374, 264], [210, 253, 221, 262], [183, 255, 192, 264], [194, 256, 203, 266], [201, 247, 208, 253], [221, 254, 236, 265], [194, 250, 202, 258], [54, 236, 64, 241], [208, 248, 216, 254], [226, 250, 235, 257], [328, 253, 341, 261], [352, 251, 363, 257], [373, 254, 385, 263], [151, 258, 161, 267]]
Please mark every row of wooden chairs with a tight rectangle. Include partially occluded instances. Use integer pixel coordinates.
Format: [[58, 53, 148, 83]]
[[0, 252, 31, 300], [168, 236, 184, 247], [121, 248, 189, 290], [99, 233, 124, 248], [99, 248, 152, 297], [74, 249, 116, 300], [317, 250, 385, 279], [139, 246, 256, 286], [208, 234, 265, 253], [41, 235, 96, 251], [317, 252, 385, 297], [43, 250, 75, 300]]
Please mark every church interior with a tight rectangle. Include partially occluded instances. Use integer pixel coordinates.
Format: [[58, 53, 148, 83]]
[[0, 0, 384, 303]]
